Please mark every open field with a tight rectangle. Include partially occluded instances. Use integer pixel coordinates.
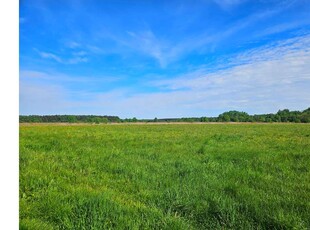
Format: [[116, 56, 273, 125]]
[[20, 124, 310, 229]]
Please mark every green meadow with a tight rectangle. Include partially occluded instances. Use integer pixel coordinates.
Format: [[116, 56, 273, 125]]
[[19, 124, 310, 229]]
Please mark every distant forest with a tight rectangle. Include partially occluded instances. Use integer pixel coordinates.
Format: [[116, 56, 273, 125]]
[[19, 108, 310, 123]]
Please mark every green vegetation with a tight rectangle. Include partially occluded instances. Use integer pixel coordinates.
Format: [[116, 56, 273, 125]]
[[19, 107, 310, 123], [20, 124, 310, 229], [19, 115, 121, 123]]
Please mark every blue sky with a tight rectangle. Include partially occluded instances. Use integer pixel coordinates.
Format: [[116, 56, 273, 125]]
[[20, 0, 310, 118]]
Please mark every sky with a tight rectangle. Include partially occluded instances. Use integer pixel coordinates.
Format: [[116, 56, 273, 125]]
[[20, 0, 310, 118]]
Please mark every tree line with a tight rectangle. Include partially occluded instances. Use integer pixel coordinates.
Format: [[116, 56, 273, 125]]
[[19, 115, 121, 123], [19, 108, 310, 123]]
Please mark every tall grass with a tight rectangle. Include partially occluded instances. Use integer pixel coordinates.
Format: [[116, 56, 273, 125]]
[[20, 124, 310, 229]]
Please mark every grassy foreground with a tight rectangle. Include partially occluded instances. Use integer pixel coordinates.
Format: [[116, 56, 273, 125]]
[[20, 124, 310, 229]]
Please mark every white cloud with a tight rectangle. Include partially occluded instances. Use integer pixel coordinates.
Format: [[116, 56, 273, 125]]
[[73, 51, 87, 56], [20, 70, 122, 83], [37, 51, 63, 63], [86, 45, 103, 54], [21, 35, 310, 117], [126, 29, 169, 68], [19, 82, 70, 115], [19, 70, 50, 79], [67, 56, 88, 64], [213, 0, 248, 10], [81, 35, 310, 118], [213, 0, 297, 11], [141, 35, 310, 116], [66, 41, 81, 49], [118, 6, 289, 68], [256, 20, 310, 37], [35, 49, 88, 64]]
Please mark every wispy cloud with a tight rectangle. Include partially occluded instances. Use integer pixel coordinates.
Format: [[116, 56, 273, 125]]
[[19, 82, 70, 115], [23, 35, 310, 118], [20, 70, 123, 84], [108, 4, 292, 68], [257, 20, 310, 37], [35, 48, 88, 64], [66, 41, 81, 49], [19, 70, 124, 115], [20, 0, 310, 117], [213, 0, 298, 11], [73, 51, 87, 56], [126, 30, 169, 67], [67, 56, 88, 64], [37, 50, 63, 63], [19, 70, 50, 79], [28, 0, 301, 69], [141, 35, 310, 115], [213, 0, 248, 10], [86, 45, 103, 54]]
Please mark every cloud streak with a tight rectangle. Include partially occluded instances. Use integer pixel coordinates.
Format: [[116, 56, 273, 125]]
[[20, 70, 123, 84], [139, 35, 310, 116], [105, 2, 296, 68], [37, 51, 63, 63], [20, 35, 310, 118], [19, 1, 310, 117], [213, 0, 248, 10], [35, 49, 88, 64]]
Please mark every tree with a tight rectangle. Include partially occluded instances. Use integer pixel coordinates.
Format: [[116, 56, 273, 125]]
[[102, 117, 109, 124], [67, 115, 77, 123], [93, 117, 101, 124], [223, 114, 230, 122]]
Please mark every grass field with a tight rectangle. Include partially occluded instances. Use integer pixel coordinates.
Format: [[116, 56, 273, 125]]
[[19, 124, 310, 229]]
